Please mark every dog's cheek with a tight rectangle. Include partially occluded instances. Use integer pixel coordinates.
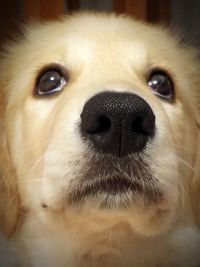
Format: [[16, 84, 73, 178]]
[[0, 128, 22, 237], [192, 73, 200, 226], [191, 124, 200, 227], [147, 107, 180, 218], [6, 97, 84, 210], [38, 127, 86, 209], [3, 100, 57, 209], [159, 100, 200, 224], [168, 103, 200, 224], [0, 77, 23, 236]]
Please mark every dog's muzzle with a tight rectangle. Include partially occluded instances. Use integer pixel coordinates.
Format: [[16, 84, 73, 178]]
[[80, 92, 155, 157]]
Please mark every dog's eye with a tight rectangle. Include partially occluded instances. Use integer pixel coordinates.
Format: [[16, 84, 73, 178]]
[[35, 68, 67, 96], [147, 71, 174, 100]]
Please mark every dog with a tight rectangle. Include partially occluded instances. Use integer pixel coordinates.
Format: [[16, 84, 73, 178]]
[[0, 12, 200, 267]]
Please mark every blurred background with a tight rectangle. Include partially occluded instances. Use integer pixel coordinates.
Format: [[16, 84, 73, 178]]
[[0, 0, 199, 47]]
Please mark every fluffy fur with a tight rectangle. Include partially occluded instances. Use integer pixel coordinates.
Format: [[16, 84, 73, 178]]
[[0, 12, 200, 267]]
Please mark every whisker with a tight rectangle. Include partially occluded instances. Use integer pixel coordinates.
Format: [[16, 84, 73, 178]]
[[173, 143, 200, 155], [171, 152, 197, 175]]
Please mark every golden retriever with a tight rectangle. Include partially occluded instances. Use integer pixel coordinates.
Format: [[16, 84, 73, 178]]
[[0, 12, 200, 267]]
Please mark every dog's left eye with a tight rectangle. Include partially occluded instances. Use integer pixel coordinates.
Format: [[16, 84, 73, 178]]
[[35, 68, 67, 96], [147, 71, 174, 100]]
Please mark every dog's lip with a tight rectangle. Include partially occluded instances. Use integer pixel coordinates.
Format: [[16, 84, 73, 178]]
[[74, 176, 141, 197], [93, 176, 139, 194], [68, 174, 162, 206]]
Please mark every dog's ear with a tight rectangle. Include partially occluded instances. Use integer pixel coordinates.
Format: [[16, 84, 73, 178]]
[[0, 76, 21, 237]]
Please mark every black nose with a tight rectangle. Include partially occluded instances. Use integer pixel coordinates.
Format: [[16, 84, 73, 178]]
[[80, 92, 155, 157]]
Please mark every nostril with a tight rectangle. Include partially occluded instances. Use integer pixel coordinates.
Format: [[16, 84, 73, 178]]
[[87, 115, 111, 135], [131, 116, 149, 135]]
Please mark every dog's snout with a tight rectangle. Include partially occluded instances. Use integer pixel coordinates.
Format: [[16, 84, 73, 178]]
[[80, 92, 155, 157]]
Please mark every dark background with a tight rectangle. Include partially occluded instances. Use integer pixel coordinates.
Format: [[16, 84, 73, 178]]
[[0, 0, 199, 47]]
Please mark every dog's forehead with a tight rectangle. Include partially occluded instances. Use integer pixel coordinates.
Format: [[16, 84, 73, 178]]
[[55, 15, 158, 69], [26, 14, 168, 65], [64, 34, 147, 69]]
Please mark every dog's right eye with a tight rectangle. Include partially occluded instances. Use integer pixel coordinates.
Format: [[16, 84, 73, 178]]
[[147, 70, 174, 101], [35, 67, 67, 96]]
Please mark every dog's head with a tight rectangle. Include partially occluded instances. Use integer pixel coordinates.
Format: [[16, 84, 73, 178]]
[[0, 13, 200, 237]]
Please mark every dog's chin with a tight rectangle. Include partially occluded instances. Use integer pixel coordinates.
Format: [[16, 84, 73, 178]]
[[67, 152, 162, 209]]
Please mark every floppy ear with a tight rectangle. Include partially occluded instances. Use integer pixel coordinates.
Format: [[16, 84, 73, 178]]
[[0, 78, 21, 237]]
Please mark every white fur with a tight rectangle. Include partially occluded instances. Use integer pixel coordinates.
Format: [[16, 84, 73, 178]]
[[0, 12, 200, 267]]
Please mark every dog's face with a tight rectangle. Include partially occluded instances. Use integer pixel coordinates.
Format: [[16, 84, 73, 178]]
[[0, 13, 200, 238]]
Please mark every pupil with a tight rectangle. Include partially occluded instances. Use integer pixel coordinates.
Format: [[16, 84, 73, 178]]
[[148, 71, 174, 100], [41, 71, 61, 92], [152, 75, 170, 96]]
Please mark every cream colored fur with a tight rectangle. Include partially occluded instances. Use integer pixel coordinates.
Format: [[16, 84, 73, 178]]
[[0, 12, 200, 267]]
